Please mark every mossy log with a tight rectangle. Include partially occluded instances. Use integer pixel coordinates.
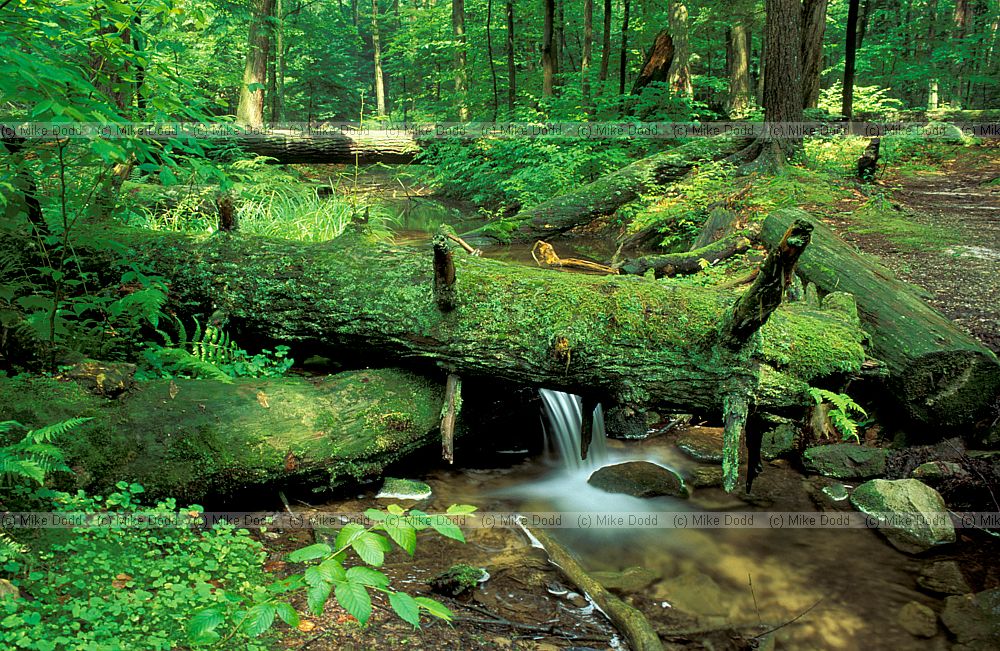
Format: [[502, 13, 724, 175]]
[[40, 227, 870, 418], [238, 129, 421, 164], [0, 370, 443, 500], [617, 232, 752, 278], [460, 138, 749, 246], [761, 208, 1000, 429]]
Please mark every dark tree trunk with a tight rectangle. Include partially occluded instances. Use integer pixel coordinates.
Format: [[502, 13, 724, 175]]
[[487, 0, 500, 118], [453, 0, 469, 119], [543, 0, 555, 96], [756, 0, 804, 164], [507, 0, 516, 111], [631, 29, 674, 94], [237, 129, 421, 164], [583, 0, 594, 102], [842, 0, 860, 119], [618, 0, 631, 95], [801, 0, 827, 108], [600, 0, 612, 81]]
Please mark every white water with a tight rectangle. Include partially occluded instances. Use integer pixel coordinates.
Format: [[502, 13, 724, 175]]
[[538, 389, 609, 471]]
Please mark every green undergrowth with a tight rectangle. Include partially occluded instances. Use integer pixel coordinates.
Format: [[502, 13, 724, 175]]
[[849, 193, 963, 250]]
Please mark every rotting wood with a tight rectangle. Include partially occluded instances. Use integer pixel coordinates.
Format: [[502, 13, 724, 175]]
[[857, 137, 881, 182], [517, 521, 664, 651], [433, 234, 457, 311], [441, 373, 462, 464], [531, 241, 619, 274], [617, 232, 752, 278]]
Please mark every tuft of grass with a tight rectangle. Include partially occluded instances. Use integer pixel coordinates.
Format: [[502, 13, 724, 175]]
[[849, 193, 962, 250]]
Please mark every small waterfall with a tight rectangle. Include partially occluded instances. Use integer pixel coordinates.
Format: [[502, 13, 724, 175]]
[[539, 389, 609, 471]]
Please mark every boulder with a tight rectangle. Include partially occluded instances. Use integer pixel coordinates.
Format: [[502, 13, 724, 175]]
[[376, 477, 432, 500], [918, 560, 971, 596], [850, 479, 956, 553], [897, 601, 937, 638], [588, 461, 688, 498], [676, 429, 724, 462], [803, 444, 888, 479], [688, 465, 724, 488], [911, 461, 968, 482], [941, 588, 1000, 649], [62, 360, 136, 397], [761, 423, 800, 460]]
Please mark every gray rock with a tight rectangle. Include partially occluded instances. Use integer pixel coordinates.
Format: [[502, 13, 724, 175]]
[[761, 423, 800, 459], [912, 461, 968, 482], [850, 479, 955, 553], [588, 461, 688, 498], [941, 588, 1000, 648], [918, 560, 971, 596], [676, 429, 724, 462], [688, 465, 723, 488], [897, 601, 937, 638], [803, 444, 888, 479]]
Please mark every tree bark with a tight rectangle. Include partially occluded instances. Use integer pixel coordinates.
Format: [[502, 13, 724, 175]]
[[236, 129, 421, 164], [372, 0, 387, 117], [599, 0, 612, 81], [453, 0, 469, 119], [666, 1, 693, 96], [800, 0, 827, 109], [460, 137, 748, 245], [618, 0, 631, 95], [630, 29, 675, 95], [582, 0, 594, 102], [0, 371, 444, 501], [761, 208, 1000, 429], [842, 0, 860, 119], [236, 0, 277, 128], [507, 0, 516, 111], [725, 22, 752, 117], [487, 0, 500, 118], [543, 0, 556, 96]]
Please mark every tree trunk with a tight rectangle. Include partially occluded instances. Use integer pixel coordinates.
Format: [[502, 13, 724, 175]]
[[617, 232, 752, 278], [487, 0, 500, 118], [582, 0, 594, 102], [460, 137, 748, 245], [237, 129, 421, 164], [0, 371, 444, 501], [726, 22, 752, 117], [761, 209, 1000, 430], [630, 29, 675, 95], [600, 0, 612, 81], [666, 1, 693, 96], [618, 0, 631, 95], [236, 0, 276, 128], [372, 0, 387, 117], [842, 0, 860, 119], [800, 0, 827, 109], [755, 0, 804, 165], [507, 0, 516, 111], [543, 0, 556, 96], [453, 0, 469, 119]]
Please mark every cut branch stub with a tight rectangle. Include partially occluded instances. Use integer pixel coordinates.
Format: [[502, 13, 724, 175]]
[[432, 234, 457, 311], [440, 373, 462, 464], [720, 218, 813, 349]]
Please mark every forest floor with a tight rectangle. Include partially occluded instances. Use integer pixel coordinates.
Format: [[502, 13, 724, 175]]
[[829, 141, 1000, 352]]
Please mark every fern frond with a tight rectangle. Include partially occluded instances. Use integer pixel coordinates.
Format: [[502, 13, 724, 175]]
[[28, 417, 93, 443], [0, 421, 25, 436], [150, 348, 233, 383]]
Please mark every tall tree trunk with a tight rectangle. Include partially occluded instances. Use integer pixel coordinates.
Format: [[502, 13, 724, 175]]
[[555, 0, 564, 77], [543, 0, 555, 96], [726, 22, 751, 116], [926, 0, 940, 110], [507, 0, 516, 111], [453, 0, 469, 119], [275, 0, 286, 122], [487, 0, 500, 118], [133, 12, 146, 113], [582, 0, 593, 102], [760, 0, 803, 163], [856, 0, 874, 48], [618, 0, 631, 95], [630, 29, 674, 95], [800, 0, 827, 108], [842, 0, 859, 119], [666, 1, 693, 95], [599, 0, 612, 81], [236, 0, 276, 128], [372, 0, 387, 117]]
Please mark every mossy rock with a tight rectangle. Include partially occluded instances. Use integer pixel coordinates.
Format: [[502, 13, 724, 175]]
[[761, 423, 800, 460], [376, 477, 432, 500], [941, 588, 1000, 648], [850, 478, 956, 553], [588, 461, 688, 498], [429, 564, 488, 597], [802, 444, 888, 479]]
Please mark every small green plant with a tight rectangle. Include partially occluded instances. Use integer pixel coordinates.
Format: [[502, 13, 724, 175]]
[[807, 388, 868, 444], [188, 503, 475, 645]]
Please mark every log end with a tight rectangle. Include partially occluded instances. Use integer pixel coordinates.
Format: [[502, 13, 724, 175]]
[[895, 351, 1000, 430]]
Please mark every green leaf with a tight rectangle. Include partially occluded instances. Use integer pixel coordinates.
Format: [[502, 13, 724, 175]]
[[288, 543, 331, 563], [345, 566, 390, 588], [382, 518, 416, 555], [317, 557, 347, 582], [351, 532, 385, 567], [389, 591, 421, 628], [186, 608, 223, 645], [242, 603, 277, 637], [334, 580, 372, 625], [275, 602, 300, 628], [414, 596, 453, 622], [429, 516, 465, 543], [306, 581, 332, 616], [446, 504, 477, 515], [335, 523, 366, 550]]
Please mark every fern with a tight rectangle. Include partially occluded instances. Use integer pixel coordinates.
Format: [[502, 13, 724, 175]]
[[0, 417, 89, 486], [147, 347, 233, 383], [808, 388, 868, 444]]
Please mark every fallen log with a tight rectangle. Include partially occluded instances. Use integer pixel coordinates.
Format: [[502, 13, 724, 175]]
[[0, 370, 443, 501], [517, 522, 664, 651], [761, 208, 1000, 430], [690, 207, 739, 250], [237, 129, 422, 164], [617, 231, 752, 277], [460, 137, 749, 246]]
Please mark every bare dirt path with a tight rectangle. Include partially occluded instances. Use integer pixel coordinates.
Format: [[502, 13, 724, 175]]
[[835, 144, 1000, 352]]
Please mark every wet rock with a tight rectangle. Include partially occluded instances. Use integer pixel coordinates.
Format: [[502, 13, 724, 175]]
[[429, 564, 488, 597], [656, 572, 729, 617], [0, 579, 19, 600], [565, 592, 589, 608], [688, 465, 723, 488], [63, 360, 136, 397], [897, 601, 937, 638], [761, 423, 800, 460], [604, 405, 648, 439], [821, 483, 851, 501], [850, 479, 955, 553], [918, 560, 971, 596], [803, 444, 888, 479], [911, 461, 968, 482], [376, 477, 431, 500], [676, 428, 724, 462], [941, 588, 1000, 648], [591, 566, 658, 593], [588, 461, 688, 498]]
